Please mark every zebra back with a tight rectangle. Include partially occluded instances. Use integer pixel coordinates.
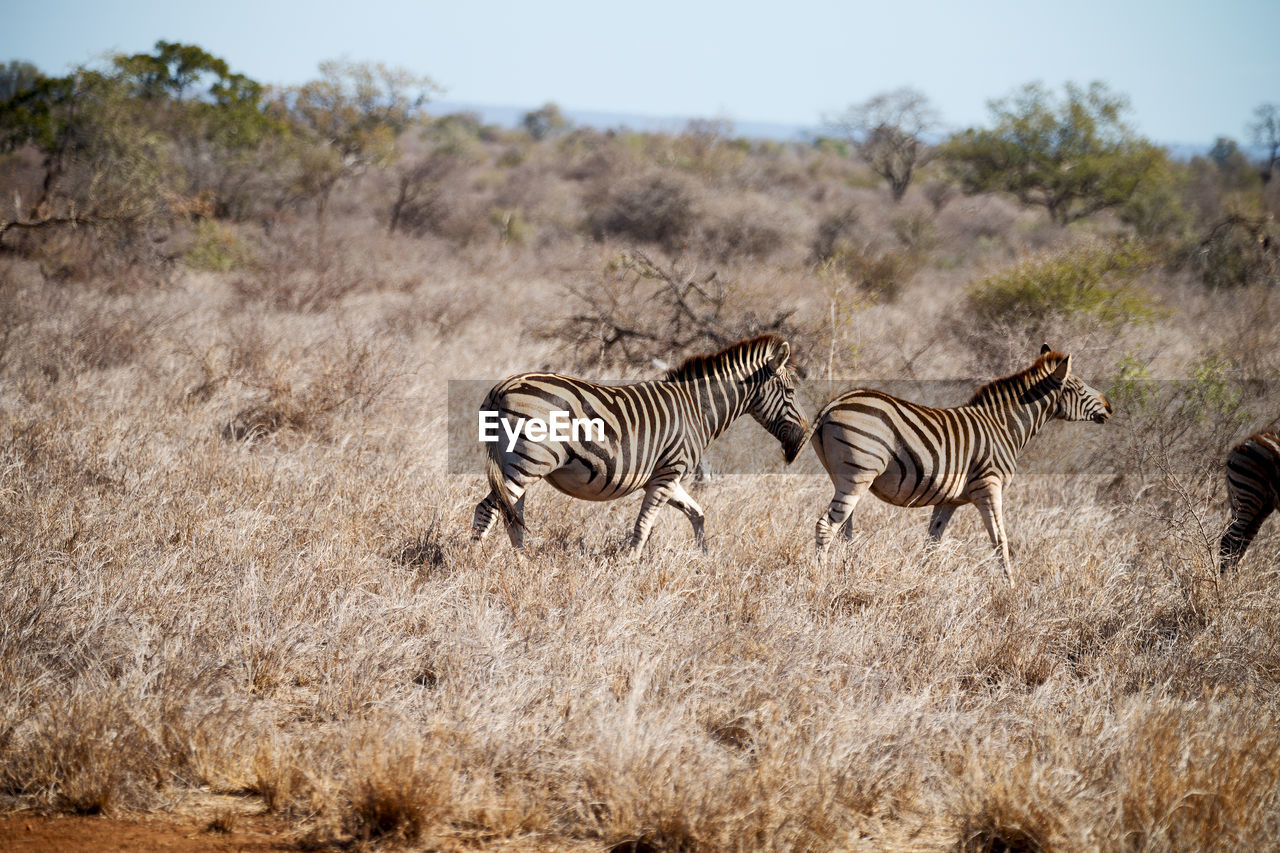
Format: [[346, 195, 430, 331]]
[[483, 335, 807, 503]]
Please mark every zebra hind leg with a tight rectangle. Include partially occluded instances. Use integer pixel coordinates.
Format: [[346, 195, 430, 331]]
[[471, 492, 502, 541], [1220, 507, 1270, 573], [505, 494, 527, 548], [475, 476, 532, 549]]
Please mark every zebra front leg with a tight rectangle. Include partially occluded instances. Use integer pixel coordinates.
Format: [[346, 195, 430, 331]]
[[816, 482, 869, 555], [665, 479, 707, 552], [927, 504, 959, 543], [972, 484, 1014, 585]]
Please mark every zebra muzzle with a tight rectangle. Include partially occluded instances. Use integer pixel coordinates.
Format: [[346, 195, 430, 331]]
[[780, 422, 809, 463]]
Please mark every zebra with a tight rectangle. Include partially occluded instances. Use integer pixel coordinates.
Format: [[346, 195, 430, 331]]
[[1219, 431, 1280, 572], [809, 345, 1112, 584], [472, 335, 809, 555]]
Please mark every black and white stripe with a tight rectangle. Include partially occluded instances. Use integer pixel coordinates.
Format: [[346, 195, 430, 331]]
[[472, 335, 808, 554], [1220, 431, 1280, 572], [809, 345, 1112, 583]]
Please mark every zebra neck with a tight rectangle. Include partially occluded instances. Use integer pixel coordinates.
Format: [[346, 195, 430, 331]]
[[998, 397, 1055, 451], [966, 368, 1059, 452], [688, 374, 754, 442], [990, 376, 1058, 452]]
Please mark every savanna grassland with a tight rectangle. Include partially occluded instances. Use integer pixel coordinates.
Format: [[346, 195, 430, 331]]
[[3, 53, 1280, 852]]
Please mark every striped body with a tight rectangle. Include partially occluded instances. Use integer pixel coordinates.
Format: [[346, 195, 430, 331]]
[[472, 335, 807, 554], [810, 346, 1112, 583], [1220, 431, 1280, 572]]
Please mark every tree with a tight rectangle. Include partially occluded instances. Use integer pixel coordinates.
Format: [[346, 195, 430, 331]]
[[0, 60, 41, 102], [825, 87, 940, 202], [522, 101, 569, 141], [110, 42, 279, 217], [1248, 103, 1279, 183], [0, 66, 166, 241], [942, 81, 1166, 225], [115, 41, 232, 102], [281, 59, 441, 223]]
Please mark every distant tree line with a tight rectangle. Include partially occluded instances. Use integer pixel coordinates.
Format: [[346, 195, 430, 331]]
[[0, 44, 1275, 290], [0, 42, 437, 241]]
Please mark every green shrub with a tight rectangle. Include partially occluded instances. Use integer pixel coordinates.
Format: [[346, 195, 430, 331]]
[[966, 238, 1160, 329], [183, 220, 255, 272], [826, 244, 917, 303], [489, 207, 531, 246]]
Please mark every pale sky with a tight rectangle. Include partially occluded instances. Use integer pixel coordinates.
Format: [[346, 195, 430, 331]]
[[3, 0, 1276, 146]]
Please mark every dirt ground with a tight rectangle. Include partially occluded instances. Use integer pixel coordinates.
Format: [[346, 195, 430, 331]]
[[0, 795, 294, 853], [0, 797, 602, 852]]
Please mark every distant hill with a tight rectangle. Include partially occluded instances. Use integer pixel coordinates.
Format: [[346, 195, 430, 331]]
[[429, 101, 1235, 160], [429, 101, 817, 143]]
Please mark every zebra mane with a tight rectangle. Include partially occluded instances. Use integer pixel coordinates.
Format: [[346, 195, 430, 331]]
[[663, 335, 786, 382], [966, 350, 1067, 407]]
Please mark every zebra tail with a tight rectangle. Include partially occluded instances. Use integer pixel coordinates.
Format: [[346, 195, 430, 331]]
[[801, 395, 845, 454], [486, 444, 524, 531]]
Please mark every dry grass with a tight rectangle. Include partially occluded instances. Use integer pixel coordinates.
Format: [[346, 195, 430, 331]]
[[2, 133, 1279, 852]]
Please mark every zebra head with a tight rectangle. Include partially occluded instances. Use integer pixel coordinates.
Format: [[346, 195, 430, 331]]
[[1042, 345, 1113, 424], [747, 339, 810, 463]]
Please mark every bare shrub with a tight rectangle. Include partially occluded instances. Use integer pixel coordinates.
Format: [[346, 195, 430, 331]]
[[385, 149, 475, 239], [924, 179, 956, 213], [892, 211, 938, 255], [221, 331, 406, 442], [231, 227, 371, 312], [546, 250, 803, 369], [13, 219, 173, 287], [1194, 214, 1280, 289], [698, 208, 786, 262], [588, 175, 696, 253], [1107, 352, 1261, 527], [810, 206, 860, 264]]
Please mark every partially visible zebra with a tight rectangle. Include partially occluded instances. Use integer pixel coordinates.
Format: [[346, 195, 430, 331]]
[[1219, 431, 1280, 572], [472, 335, 808, 555], [809, 345, 1112, 584]]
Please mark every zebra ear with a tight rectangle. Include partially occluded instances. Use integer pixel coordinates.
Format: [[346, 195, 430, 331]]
[[1041, 343, 1052, 355], [1051, 353, 1071, 381], [767, 340, 791, 373]]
